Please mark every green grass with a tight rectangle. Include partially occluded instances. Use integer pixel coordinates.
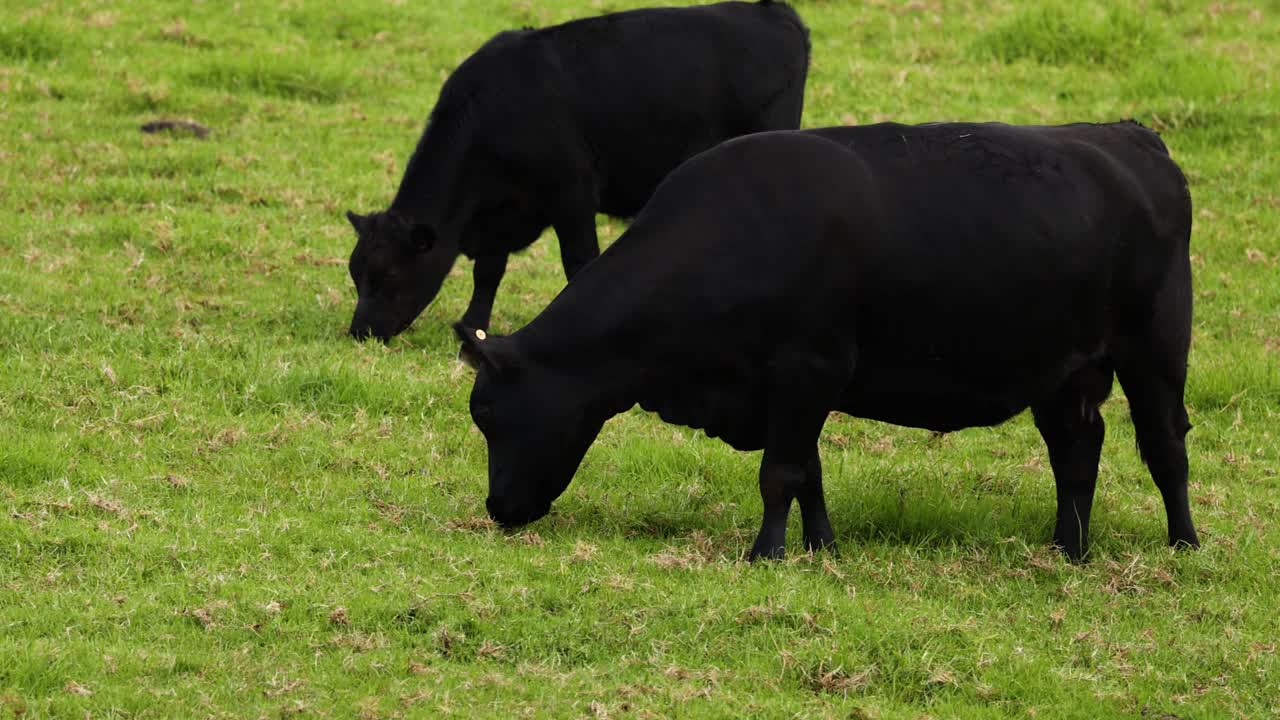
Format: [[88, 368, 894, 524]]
[[972, 2, 1164, 66], [2, 0, 1278, 717]]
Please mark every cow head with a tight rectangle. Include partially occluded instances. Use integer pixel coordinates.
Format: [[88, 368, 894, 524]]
[[455, 324, 606, 528], [346, 209, 458, 341]]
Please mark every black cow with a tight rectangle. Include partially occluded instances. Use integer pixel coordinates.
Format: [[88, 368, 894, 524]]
[[455, 121, 1201, 562], [345, 1, 810, 341]]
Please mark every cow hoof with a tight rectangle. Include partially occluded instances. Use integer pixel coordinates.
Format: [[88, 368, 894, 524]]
[[1052, 538, 1089, 564], [748, 545, 786, 562], [803, 537, 837, 555]]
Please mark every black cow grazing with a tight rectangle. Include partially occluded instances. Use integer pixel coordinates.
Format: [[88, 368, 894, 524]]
[[345, 1, 810, 341], [455, 121, 1201, 562]]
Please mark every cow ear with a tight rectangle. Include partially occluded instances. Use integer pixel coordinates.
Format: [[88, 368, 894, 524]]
[[453, 323, 514, 375], [410, 222, 436, 252], [455, 323, 486, 371], [346, 210, 367, 234]]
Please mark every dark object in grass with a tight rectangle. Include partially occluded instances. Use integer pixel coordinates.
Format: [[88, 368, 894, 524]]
[[456, 120, 1201, 563], [140, 119, 211, 138], [344, 0, 810, 342]]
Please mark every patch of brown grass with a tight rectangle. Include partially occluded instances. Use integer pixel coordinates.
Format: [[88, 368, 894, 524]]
[[445, 515, 497, 533], [264, 678, 304, 698], [64, 681, 93, 696], [476, 639, 506, 661], [802, 662, 877, 697], [199, 426, 247, 454], [650, 531, 724, 569], [85, 492, 128, 517], [569, 541, 599, 563], [180, 602, 227, 629], [436, 626, 465, 658], [1099, 555, 1176, 596]]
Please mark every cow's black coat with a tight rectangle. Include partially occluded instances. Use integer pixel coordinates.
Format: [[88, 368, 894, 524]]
[[346, 1, 810, 341], [457, 121, 1200, 561]]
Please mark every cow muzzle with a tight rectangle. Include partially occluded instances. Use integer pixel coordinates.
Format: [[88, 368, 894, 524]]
[[349, 314, 392, 343], [486, 496, 550, 529]]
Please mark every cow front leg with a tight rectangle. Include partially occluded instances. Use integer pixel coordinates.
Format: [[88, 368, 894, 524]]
[[796, 449, 836, 554], [1036, 408, 1104, 561], [750, 456, 798, 561], [459, 253, 508, 331], [750, 416, 833, 562], [751, 443, 833, 561], [1032, 363, 1111, 561], [749, 349, 849, 562]]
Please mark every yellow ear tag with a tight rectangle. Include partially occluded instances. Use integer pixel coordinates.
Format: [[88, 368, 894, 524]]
[[475, 329, 487, 341]]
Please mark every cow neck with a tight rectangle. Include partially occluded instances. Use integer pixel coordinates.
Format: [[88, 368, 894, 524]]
[[388, 106, 470, 227], [513, 249, 669, 412]]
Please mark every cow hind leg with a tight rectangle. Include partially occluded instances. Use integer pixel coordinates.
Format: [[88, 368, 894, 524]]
[[797, 450, 836, 553], [749, 351, 847, 562], [751, 441, 833, 561], [459, 253, 509, 331], [1115, 345, 1199, 551], [1113, 257, 1199, 551], [552, 189, 602, 280], [1032, 362, 1112, 561], [555, 216, 600, 279]]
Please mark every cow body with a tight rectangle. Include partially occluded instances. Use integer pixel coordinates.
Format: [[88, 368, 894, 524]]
[[458, 122, 1199, 561], [346, 1, 810, 341]]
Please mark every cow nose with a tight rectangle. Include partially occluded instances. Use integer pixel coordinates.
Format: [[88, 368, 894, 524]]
[[350, 322, 390, 343], [486, 496, 551, 529], [486, 496, 530, 528]]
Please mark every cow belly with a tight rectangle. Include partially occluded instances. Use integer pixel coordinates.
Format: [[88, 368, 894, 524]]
[[840, 365, 1040, 432], [842, 388, 1029, 433], [840, 351, 1103, 432], [638, 377, 768, 452]]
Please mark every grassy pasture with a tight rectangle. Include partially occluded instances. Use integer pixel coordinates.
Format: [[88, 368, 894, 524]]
[[1, 0, 1278, 717]]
